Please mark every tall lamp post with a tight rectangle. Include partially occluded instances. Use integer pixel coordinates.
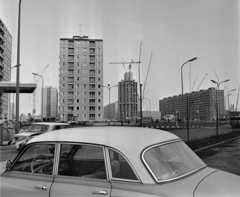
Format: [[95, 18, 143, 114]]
[[211, 79, 230, 139], [181, 57, 197, 127], [102, 84, 118, 126], [15, 0, 22, 134], [32, 73, 44, 121]]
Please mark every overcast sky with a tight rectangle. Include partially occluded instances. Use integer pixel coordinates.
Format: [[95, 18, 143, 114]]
[[0, 0, 239, 115]]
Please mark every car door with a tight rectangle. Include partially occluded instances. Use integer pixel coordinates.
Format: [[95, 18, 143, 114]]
[[50, 143, 111, 197], [1, 143, 56, 197]]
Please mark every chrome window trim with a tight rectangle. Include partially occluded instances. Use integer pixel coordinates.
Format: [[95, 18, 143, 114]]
[[106, 147, 142, 183], [141, 139, 207, 183], [55, 142, 109, 180]]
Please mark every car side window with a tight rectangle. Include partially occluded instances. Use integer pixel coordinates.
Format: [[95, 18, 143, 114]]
[[109, 149, 138, 181], [11, 144, 55, 175], [58, 144, 106, 179], [53, 125, 62, 130]]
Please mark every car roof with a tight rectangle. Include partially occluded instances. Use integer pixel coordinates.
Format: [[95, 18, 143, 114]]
[[32, 122, 69, 126], [30, 126, 179, 151]]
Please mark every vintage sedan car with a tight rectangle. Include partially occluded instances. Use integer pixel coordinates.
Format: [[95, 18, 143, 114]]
[[1, 127, 240, 196], [12, 122, 70, 151]]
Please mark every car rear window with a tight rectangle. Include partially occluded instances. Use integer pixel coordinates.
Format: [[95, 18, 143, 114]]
[[28, 124, 49, 132], [142, 140, 206, 182]]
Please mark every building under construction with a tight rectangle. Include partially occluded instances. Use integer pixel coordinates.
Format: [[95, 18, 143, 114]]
[[118, 72, 138, 121]]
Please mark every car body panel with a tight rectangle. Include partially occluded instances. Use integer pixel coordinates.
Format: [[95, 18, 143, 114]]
[[194, 170, 240, 197], [50, 176, 111, 197], [1, 171, 53, 197]]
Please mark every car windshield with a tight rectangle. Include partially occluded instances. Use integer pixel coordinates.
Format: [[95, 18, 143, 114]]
[[27, 124, 49, 133], [143, 140, 206, 182]]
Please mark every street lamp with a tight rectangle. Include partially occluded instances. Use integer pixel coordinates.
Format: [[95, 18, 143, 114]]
[[32, 73, 44, 121], [227, 89, 236, 111], [102, 84, 118, 125], [145, 98, 151, 121], [15, 0, 22, 133], [211, 79, 230, 139], [181, 57, 197, 126]]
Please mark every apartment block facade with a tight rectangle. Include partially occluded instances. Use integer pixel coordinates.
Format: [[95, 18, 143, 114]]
[[118, 72, 138, 121], [159, 87, 225, 120], [43, 87, 58, 122], [0, 18, 12, 119], [59, 36, 103, 122]]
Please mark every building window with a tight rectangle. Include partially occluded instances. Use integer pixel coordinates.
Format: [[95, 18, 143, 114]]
[[77, 62, 80, 66], [83, 55, 87, 59], [83, 48, 87, 52], [83, 99, 87, 103], [83, 92, 87, 96], [98, 77, 101, 81], [84, 84, 87, 88], [98, 70, 101, 74], [98, 106, 101, 110], [98, 99, 101, 103], [77, 107, 79, 110], [83, 62, 87, 67], [98, 92, 101, 96], [98, 85, 101, 88], [63, 62, 65, 66], [83, 114, 87, 118], [77, 99, 79, 103], [83, 70, 87, 74]]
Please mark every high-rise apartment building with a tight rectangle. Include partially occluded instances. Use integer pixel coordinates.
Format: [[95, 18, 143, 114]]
[[159, 87, 225, 120], [59, 36, 103, 122], [43, 87, 58, 122], [0, 18, 12, 119], [118, 72, 138, 121]]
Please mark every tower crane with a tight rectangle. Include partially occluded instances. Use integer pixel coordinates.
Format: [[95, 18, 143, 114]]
[[32, 64, 49, 118], [109, 59, 141, 73]]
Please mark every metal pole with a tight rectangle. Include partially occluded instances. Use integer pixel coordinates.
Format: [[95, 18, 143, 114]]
[[140, 84, 143, 127], [108, 84, 110, 126], [187, 95, 189, 144], [41, 76, 44, 121], [15, 0, 22, 134]]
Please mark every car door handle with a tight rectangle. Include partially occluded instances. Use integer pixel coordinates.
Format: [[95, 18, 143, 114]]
[[93, 190, 108, 195], [35, 185, 48, 190]]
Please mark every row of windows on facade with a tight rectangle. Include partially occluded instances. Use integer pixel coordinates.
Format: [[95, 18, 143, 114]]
[[61, 98, 101, 104], [61, 40, 102, 45], [60, 84, 101, 89], [60, 69, 101, 75], [61, 77, 101, 83], [63, 106, 102, 111], [61, 62, 102, 67], [61, 54, 102, 60], [61, 47, 101, 53], [60, 91, 101, 96]]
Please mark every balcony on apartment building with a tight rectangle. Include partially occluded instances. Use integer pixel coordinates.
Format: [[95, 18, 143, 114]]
[[68, 49, 74, 54], [68, 77, 74, 84], [0, 61, 3, 68], [68, 85, 74, 91], [89, 56, 95, 62], [68, 99, 74, 106], [89, 92, 95, 98], [68, 71, 74, 77], [89, 99, 95, 106], [89, 114, 95, 120], [68, 41, 74, 48], [0, 33, 4, 42], [89, 107, 95, 113], [68, 63, 74, 69], [68, 92, 74, 98], [0, 70, 4, 77], [89, 49, 95, 54], [89, 63, 95, 69], [0, 43, 4, 51], [89, 77, 95, 83], [0, 52, 3, 60], [89, 41, 95, 48], [68, 55, 74, 62], [89, 85, 95, 90], [89, 70, 95, 76]]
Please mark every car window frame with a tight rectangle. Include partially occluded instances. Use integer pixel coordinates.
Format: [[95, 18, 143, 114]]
[[9, 142, 58, 176], [55, 142, 109, 180], [105, 147, 141, 183], [141, 139, 207, 183]]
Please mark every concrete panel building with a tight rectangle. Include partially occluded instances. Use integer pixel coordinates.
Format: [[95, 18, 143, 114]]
[[43, 87, 58, 122], [118, 72, 138, 121], [59, 36, 103, 122], [0, 18, 12, 119], [159, 87, 225, 121], [104, 101, 118, 120]]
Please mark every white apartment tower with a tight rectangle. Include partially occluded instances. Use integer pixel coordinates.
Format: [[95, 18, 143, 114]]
[[59, 36, 103, 122]]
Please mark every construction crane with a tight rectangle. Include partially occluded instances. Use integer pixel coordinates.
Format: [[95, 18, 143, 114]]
[[109, 59, 141, 73], [32, 64, 49, 118]]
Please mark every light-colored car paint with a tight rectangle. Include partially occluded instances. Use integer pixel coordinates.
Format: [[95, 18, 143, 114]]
[[1, 127, 240, 197]]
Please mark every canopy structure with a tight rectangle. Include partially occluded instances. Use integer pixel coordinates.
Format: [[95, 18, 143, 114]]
[[0, 82, 36, 93]]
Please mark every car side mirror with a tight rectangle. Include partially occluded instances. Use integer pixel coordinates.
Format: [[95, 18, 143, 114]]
[[6, 160, 12, 171]]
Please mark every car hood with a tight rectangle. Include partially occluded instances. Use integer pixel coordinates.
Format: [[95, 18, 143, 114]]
[[194, 170, 240, 197]]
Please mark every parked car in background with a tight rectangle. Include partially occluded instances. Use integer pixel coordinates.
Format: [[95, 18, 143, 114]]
[[12, 122, 70, 151], [2, 127, 240, 196]]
